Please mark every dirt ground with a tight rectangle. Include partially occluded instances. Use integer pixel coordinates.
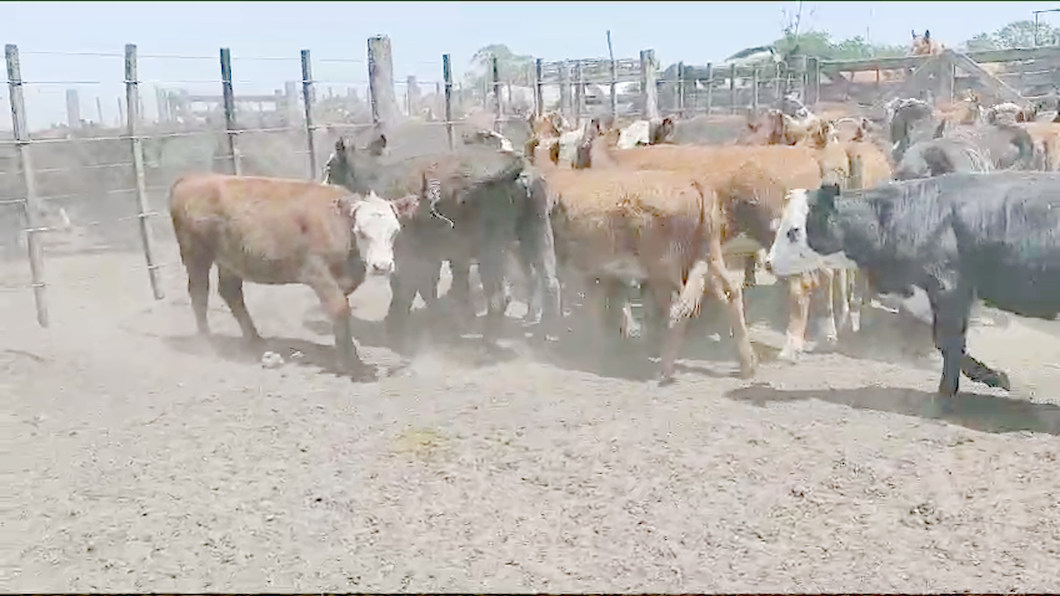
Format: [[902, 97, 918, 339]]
[[6, 245, 1060, 593]]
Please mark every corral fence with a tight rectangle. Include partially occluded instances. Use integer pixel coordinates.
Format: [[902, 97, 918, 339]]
[[534, 45, 1060, 127], [3, 37, 1060, 329]]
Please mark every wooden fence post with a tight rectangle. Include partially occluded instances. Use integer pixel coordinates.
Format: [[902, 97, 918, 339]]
[[609, 54, 618, 117], [442, 53, 454, 150], [367, 35, 399, 131], [534, 58, 544, 117], [4, 44, 48, 327], [123, 44, 163, 301], [300, 49, 318, 180], [407, 75, 420, 117], [218, 47, 241, 176], [491, 54, 502, 132], [574, 60, 585, 125], [705, 62, 713, 115], [729, 63, 737, 115], [640, 49, 658, 120], [752, 66, 760, 114], [559, 61, 571, 120], [677, 62, 685, 117], [811, 56, 822, 106]]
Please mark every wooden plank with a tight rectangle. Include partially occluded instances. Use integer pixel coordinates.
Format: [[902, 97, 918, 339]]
[[818, 46, 1060, 75], [945, 49, 1024, 104], [874, 53, 943, 106], [964, 46, 1060, 64]]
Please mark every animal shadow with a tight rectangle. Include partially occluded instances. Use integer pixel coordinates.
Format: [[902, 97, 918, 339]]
[[726, 383, 1060, 436], [161, 333, 382, 382], [304, 310, 523, 368]]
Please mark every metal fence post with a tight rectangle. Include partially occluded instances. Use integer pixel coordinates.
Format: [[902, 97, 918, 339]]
[[300, 49, 318, 180], [491, 54, 502, 132], [123, 44, 163, 300], [534, 58, 544, 118], [442, 53, 454, 150], [219, 47, 241, 175], [5, 44, 49, 327]]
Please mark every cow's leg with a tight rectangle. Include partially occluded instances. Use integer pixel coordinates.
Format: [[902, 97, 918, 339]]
[[448, 257, 476, 322], [743, 254, 757, 288], [644, 278, 677, 358], [834, 268, 852, 334], [778, 274, 812, 361], [187, 260, 212, 336], [216, 267, 262, 345], [662, 252, 756, 383], [477, 245, 508, 345], [306, 265, 366, 376], [518, 186, 562, 336], [848, 269, 868, 334], [386, 264, 419, 349], [617, 282, 641, 340], [708, 255, 756, 378], [178, 243, 214, 337], [929, 280, 981, 399], [813, 268, 839, 348]]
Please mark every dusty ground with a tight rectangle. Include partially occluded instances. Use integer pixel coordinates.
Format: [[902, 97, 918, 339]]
[[5, 246, 1060, 593]]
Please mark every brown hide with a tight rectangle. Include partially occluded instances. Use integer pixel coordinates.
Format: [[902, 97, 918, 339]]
[[547, 168, 756, 380], [170, 174, 367, 289], [168, 173, 397, 376]]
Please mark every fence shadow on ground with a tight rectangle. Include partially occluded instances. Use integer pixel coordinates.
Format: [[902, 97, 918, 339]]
[[725, 382, 1060, 436]]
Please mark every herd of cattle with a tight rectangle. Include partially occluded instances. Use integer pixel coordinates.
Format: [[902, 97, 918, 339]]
[[167, 90, 1060, 402]]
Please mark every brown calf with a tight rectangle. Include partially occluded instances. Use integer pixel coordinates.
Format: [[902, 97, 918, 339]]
[[169, 173, 402, 376], [546, 167, 756, 381]]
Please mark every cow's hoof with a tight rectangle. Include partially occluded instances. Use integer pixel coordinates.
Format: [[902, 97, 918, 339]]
[[777, 348, 801, 363], [338, 361, 376, 381], [657, 373, 677, 387], [995, 370, 1013, 392], [738, 362, 758, 379]]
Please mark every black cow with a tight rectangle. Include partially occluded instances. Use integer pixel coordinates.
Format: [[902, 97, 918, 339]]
[[893, 136, 993, 180], [895, 120, 1036, 180], [765, 172, 1060, 399], [324, 127, 562, 345]]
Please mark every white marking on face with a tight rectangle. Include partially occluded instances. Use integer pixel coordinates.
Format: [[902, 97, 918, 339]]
[[765, 188, 857, 277], [352, 191, 400, 276]]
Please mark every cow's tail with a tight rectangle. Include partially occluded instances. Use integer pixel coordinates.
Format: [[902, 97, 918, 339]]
[[669, 180, 714, 321]]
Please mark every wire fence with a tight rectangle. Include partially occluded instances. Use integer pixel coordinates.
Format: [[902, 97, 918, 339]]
[[0, 36, 826, 329]]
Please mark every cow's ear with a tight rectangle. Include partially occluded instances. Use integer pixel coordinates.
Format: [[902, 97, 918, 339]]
[[335, 137, 347, 152], [818, 183, 841, 212], [924, 30, 931, 40], [389, 194, 419, 221], [367, 134, 387, 156], [769, 217, 781, 232], [933, 119, 947, 139]]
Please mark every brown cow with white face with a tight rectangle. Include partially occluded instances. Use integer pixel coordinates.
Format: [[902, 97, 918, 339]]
[[169, 169, 403, 378]]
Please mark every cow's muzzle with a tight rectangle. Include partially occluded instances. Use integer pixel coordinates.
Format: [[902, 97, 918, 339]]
[[368, 260, 395, 276]]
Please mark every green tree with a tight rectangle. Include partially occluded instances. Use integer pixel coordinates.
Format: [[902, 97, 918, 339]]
[[466, 43, 534, 92], [995, 19, 1059, 49], [964, 32, 1000, 52], [770, 29, 909, 61]]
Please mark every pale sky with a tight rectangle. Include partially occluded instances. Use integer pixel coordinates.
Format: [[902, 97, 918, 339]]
[[2, 1, 1058, 128]]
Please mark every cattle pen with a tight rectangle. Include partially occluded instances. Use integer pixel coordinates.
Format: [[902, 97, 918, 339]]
[[6, 34, 1060, 593]]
